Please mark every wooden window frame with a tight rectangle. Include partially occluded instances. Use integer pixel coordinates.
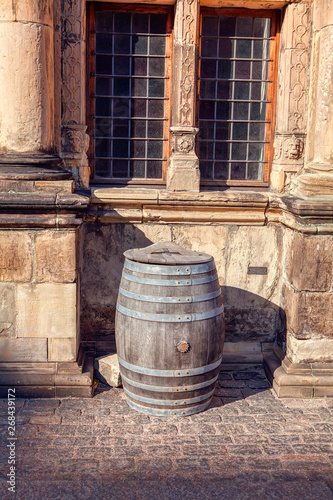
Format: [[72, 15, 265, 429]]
[[87, 2, 173, 185], [198, 8, 280, 188]]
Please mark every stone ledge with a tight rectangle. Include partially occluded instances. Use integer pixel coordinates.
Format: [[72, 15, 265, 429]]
[[264, 350, 333, 398], [0, 191, 89, 209], [0, 355, 94, 398], [90, 187, 269, 224]]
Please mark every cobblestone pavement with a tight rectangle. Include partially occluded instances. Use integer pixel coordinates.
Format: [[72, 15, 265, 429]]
[[1, 365, 333, 500]]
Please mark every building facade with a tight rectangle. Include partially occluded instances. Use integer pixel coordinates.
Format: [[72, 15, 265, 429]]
[[0, 0, 332, 398]]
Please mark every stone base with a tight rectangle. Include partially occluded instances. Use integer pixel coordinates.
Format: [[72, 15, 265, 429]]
[[264, 349, 333, 398], [0, 353, 94, 398]]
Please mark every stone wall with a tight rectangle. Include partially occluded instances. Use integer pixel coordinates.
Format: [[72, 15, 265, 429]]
[[0, 229, 77, 364], [80, 221, 283, 361]]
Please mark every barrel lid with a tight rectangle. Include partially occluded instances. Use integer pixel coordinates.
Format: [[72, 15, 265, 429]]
[[124, 241, 213, 265]]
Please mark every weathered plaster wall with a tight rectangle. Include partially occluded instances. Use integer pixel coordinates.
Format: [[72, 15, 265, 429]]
[[80, 222, 283, 353]]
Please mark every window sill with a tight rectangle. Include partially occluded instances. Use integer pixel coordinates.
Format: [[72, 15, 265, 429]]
[[90, 186, 269, 224]]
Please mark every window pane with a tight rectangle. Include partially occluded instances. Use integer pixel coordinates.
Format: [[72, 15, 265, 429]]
[[148, 100, 164, 118], [95, 139, 110, 157], [247, 162, 263, 180], [230, 162, 246, 179], [250, 102, 266, 120], [198, 121, 215, 140], [114, 57, 129, 75], [114, 78, 130, 96], [232, 142, 247, 160], [148, 120, 164, 138], [235, 40, 252, 59], [236, 17, 253, 37], [95, 118, 111, 137], [218, 60, 233, 79], [132, 57, 147, 76], [217, 81, 232, 99], [130, 140, 145, 158], [248, 143, 265, 161], [219, 39, 233, 58], [132, 99, 146, 117], [96, 78, 112, 95], [149, 79, 164, 97], [200, 80, 216, 99], [113, 98, 130, 117], [234, 81, 250, 100], [202, 17, 218, 37], [130, 160, 146, 178], [114, 35, 130, 54], [150, 36, 166, 55], [216, 122, 229, 141], [201, 38, 218, 58], [150, 14, 167, 34], [216, 101, 231, 120], [233, 102, 249, 120], [133, 35, 148, 55], [95, 159, 110, 177], [133, 13, 148, 33], [253, 18, 270, 38], [215, 163, 228, 180], [147, 140, 163, 158], [96, 12, 113, 32], [113, 160, 129, 177], [113, 120, 129, 137], [219, 17, 236, 37], [96, 97, 111, 116], [113, 140, 129, 157], [114, 12, 131, 33], [215, 142, 229, 160], [233, 123, 248, 141], [235, 61, 251, 79], [132, 78, 147, 97], [200, 162, 214, 180], [201, 59, 217, 79], [96, 55, 113, 74], [249, 122, 266, 141], [96, 34, 113, 53], [147, 160, 162, 178], [149, 58, 165, 77], [131, 120, 146, 138]]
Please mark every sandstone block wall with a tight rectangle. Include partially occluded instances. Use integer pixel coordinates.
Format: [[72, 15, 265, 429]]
[[281, 230, 333, 364], [0, 229, 77, 363]]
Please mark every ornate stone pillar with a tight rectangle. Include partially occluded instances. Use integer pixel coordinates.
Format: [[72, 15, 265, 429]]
[[61, 0, 90, 188], [166, 0, 200, 192], [0, 1, 57, 165], [293, 0, 333, 197], [270, 2, 311, 193]]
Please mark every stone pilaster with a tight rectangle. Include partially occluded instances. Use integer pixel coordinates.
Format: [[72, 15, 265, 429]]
[[0, 1, 57, 164], [61, 0, 90, 188], [166, 0, 200, 192], [292, 0, 333, 197], [270, 2, 311, 193]]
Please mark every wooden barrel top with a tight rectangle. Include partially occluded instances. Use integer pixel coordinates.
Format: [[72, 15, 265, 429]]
[[123, 241, 213, 265]]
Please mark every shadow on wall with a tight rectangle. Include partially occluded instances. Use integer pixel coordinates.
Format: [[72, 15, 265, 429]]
[[79, 223, 286, 356]]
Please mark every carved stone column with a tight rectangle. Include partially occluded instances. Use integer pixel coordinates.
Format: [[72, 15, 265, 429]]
[[270, 2, 311, 193], [0, 1, 57, 164], [293, 0, 333, 197], [61, 0, 90, 188], [166, 0, 200, 192]]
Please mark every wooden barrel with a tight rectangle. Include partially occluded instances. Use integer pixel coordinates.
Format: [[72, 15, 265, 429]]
[[115, 242, 225, 417]]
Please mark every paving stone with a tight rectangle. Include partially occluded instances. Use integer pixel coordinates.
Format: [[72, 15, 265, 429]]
[[175, 458, 211, 472], [227, 444, 263, 455], [1, 368, 332, 496]]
